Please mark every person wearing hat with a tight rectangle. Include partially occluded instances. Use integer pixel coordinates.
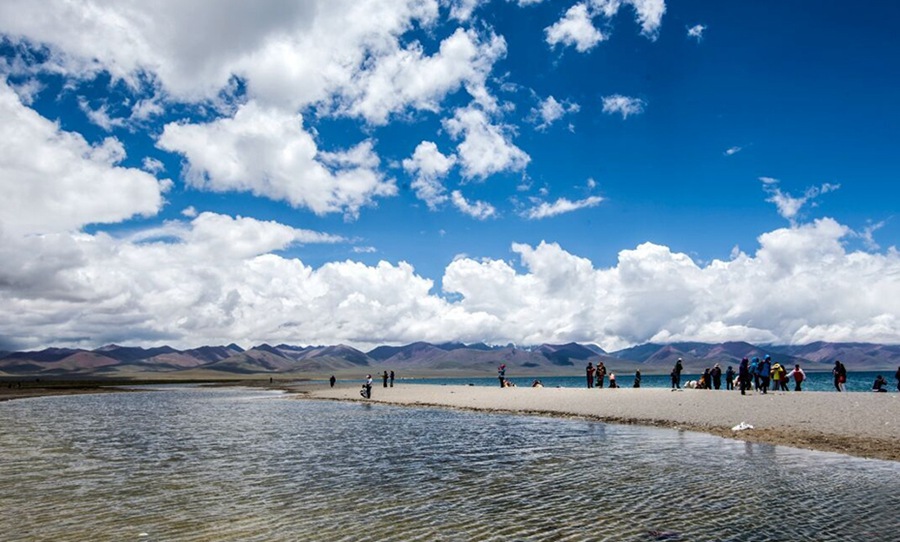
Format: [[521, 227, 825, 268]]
[[671, 358, 683, 389]]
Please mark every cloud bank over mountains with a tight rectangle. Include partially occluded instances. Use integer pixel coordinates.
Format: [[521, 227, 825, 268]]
[[0, 1, 898, 351], [2, 202, 897, 352]]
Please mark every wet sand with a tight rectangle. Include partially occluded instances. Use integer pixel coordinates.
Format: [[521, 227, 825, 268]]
[[302, 383, 900, 462]]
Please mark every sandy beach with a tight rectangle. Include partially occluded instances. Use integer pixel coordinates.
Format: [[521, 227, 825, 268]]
[[302, 383, 900, 462]]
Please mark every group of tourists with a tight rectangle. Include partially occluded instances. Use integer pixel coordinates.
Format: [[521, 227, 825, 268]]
[[581, 356, 900, 394], [732, 356, 807, 395], [357, 370, 396, 399], [584, 362, 622, 388]]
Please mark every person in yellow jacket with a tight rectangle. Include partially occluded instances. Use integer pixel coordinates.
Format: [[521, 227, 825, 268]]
[[771, 362, 787, 391]]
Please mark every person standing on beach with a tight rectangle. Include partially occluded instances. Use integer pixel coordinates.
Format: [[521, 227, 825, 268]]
[[383, 370, 389, 388], [895, 366, 900, 392], [633, 370, 641, 388], [771, 362, 785, 392], [329, 375, 336, 388], [596, 362, 607, 388], [365, 374, 373, 399], [390, 370, 395, 387], [498, 364, 506, 388], [711, 364, 722, 390], [786, 364, 806, 392], [739, 358, 751, 395], [586, 362, 595, 389], [725, 366, 735, 391], [758, 356, 772, 394], [671, 358, 683, 389], [833, 360, 847, 392], [749, 357, 760, 391]]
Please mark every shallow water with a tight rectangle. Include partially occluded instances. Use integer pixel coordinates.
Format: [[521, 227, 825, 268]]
[[1, 387, 898, 541]]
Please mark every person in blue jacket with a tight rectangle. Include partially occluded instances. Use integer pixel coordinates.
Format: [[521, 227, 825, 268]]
[[758, 355, 772, 394]]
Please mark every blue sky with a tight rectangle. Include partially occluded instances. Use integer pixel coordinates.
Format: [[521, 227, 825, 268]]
[[1, 0, 899, 352]]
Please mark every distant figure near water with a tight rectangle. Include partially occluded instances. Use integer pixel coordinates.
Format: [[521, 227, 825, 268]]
[[833, 360, 847, 392], [363, 374, 373, 399], [329, 375, 336, 388], [596, 362, 606, 388], [872, 375, 888, 392], [383, 370, 388, 388], [498, 364, 506, 388], [739, 358, 751, 395], [786, 364, 806, 392], [586, 362, 595, 389], [725, 365, 735, 391], [896, 366, 900, 392], [711, 364, 722, 390], [633, 370, 641, 388], [390, 370, 395, 387], [671, 358, 683, 389]]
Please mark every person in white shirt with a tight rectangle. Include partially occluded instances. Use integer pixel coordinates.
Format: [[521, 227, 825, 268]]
[[785, 364, 806, 392]]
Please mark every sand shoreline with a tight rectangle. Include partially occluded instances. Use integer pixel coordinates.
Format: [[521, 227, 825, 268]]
[[299, 383, 900, 462]]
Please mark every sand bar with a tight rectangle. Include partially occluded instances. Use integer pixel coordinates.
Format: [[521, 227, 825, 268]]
[[301, 383, 900, 462]]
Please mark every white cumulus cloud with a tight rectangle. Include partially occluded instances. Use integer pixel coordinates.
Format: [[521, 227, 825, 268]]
[[451, 190, 497, 220], [0, 80, 169, 236], [545, 3, 606, 52], [523, 196, 604, 219], [402, 141, 457, 209], [545, 0, 666, 53], [761, 177, 840, 224], [443, 105, 530, 180], [531, 95, 580, 131], [2, 213, 899, 351], [601, 94, 646, 119], [687, 23, 706, 41], [158, 100, 396, 218]]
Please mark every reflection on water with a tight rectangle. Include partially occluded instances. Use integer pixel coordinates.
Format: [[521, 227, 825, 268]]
[[1, 387, 898, 541]]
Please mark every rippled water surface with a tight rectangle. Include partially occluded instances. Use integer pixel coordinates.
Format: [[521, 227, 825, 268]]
[[1, 387, 898, 541]]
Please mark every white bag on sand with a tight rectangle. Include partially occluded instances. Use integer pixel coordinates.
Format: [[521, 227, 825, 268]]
[[731, 422, 754, 432]]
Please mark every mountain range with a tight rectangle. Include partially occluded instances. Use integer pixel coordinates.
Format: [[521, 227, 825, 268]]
[[2, 340, 898, 379]]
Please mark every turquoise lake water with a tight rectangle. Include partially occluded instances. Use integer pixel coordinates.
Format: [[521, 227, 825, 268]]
[[395, 371, 896, 392], [1, 387, 898, 541]]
